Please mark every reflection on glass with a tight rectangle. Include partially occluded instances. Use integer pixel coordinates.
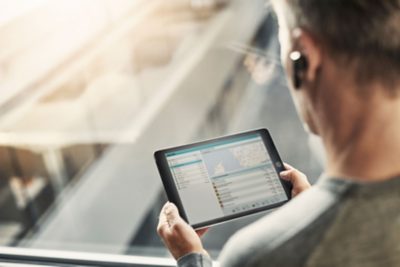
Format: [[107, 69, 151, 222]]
[[0, 0, 322, 260]]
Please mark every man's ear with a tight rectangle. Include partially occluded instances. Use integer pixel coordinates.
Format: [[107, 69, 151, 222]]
[[291, 28, 322, 83]]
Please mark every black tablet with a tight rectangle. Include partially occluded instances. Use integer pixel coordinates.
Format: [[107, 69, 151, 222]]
[[154, 129, 292, 229]]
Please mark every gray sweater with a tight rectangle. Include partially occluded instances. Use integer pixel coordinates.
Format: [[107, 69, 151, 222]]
[[178, 176, 400, 267]]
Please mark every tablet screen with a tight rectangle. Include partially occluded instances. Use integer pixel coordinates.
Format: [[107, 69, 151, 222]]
[[164, 133, 288, 225]]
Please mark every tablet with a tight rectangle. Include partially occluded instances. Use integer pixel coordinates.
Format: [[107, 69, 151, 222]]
[[154, 129, 292, 229]]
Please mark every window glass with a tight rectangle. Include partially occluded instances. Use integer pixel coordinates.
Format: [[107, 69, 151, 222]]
[[0, 0, 323, 259]]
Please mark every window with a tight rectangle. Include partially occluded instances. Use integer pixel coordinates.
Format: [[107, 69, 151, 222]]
[[0, 0, 323, 263]]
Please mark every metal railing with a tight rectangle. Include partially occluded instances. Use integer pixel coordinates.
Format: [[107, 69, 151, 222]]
[[0, 247, 177, 267]]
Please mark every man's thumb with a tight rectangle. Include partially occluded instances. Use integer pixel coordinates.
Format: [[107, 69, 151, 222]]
[[165, 202, 181, 222]]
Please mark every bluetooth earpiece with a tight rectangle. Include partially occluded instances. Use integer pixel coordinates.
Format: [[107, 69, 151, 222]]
[[290, 51, 308, 90]]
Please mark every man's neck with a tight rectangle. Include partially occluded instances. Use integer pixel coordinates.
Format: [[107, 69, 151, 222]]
[[322, 89, 400, 181]]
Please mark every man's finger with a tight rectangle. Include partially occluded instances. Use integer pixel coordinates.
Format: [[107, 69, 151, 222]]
[[157, 202, 172, 236], [196, 227, 209, 237], [162, 202, 186, 232], [165, 202, 180, 222], [280, 169, 294, 181], [283, 162, 294, 170], [164, 203, 193, 237]]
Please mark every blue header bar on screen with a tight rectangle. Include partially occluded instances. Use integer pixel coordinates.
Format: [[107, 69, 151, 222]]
[[165, 133, 261, 157]]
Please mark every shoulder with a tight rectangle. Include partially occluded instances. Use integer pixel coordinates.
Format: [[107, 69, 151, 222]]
[[218, 180, 351, 267]]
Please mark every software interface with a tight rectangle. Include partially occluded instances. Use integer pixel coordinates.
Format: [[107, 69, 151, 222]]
[[166, 133, 288, 225]]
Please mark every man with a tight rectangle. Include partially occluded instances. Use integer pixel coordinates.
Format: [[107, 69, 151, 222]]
[[157, 0, 400, 266]]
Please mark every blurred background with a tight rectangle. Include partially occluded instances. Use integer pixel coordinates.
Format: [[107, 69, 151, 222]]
[[0, 0, 324, 261]]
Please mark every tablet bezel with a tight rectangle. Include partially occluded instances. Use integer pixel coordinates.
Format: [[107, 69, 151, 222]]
[[154, 128, 292, 229]]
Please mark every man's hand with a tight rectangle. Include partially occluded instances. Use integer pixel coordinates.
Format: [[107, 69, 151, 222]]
[[280, 163, 311, 197], [157, 164, 310, 259], [157, 202, 209, 260]]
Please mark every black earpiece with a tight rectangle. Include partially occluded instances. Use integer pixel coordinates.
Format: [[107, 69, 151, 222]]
[[290, 51, 308, 90]]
